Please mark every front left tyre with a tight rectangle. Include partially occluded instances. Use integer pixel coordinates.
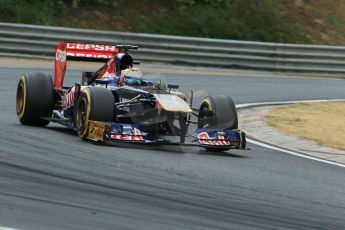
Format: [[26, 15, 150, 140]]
[[198, 95, 239, 152], [16, 72, 54, 126], [198, 95, 238, 130]]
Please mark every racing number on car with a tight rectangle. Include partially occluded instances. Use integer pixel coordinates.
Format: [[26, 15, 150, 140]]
[[55, 49, 67, 62]]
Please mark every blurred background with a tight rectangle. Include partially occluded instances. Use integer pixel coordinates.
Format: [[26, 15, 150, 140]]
[[1, 0, 345, 45]]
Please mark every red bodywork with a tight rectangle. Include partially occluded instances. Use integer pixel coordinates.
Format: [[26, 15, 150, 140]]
[[54, 41, 123, 89]]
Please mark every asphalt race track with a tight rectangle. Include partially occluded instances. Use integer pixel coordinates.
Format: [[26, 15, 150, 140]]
[[1, 66, 345, 230]]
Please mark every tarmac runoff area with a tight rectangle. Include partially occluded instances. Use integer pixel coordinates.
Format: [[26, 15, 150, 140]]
[[238, 104, 345, 165]]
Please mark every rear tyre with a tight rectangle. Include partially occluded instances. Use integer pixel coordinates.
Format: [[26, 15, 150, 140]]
[[198, 95, 238, 152], [16, 72, 54, 126], [75, 86, 114, 139]]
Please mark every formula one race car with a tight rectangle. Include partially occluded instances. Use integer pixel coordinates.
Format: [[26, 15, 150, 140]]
[[16, 41, 246, 152]]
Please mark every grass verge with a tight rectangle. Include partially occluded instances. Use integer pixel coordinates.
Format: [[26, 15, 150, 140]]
[[265, 102, 345, 151]]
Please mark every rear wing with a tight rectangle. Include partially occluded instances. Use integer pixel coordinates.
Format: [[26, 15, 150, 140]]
[[54, 41, 138, 89]]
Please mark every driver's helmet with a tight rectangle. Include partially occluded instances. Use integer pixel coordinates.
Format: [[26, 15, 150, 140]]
[[115, 53, 133, 76], [122, 68, 143, 86]]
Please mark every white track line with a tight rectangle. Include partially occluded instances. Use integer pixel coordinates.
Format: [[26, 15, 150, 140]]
[[237, 99, 345, 168], [247, 138, 345, 168], [236, 99, 345, 109]]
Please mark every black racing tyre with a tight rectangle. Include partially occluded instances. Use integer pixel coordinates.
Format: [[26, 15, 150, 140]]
[[198, 95, 238, 129], [75, 86, 114, 139], [16, 72, 54, 126], [198, 95, 238, 152]]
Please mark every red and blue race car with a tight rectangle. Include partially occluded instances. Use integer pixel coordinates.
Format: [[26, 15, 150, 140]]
[[16, 41, 246, 152]]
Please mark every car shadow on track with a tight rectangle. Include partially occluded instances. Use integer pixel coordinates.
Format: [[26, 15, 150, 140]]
[[45, 126, 78, 136], [103, 142, 247, 158], [199, 150, 247, 158]]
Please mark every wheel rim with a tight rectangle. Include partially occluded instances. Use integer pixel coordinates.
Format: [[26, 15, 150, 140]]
[[76, 97, 87, 131], [198, 102, 212, 128], [16, 81, 25, 116]]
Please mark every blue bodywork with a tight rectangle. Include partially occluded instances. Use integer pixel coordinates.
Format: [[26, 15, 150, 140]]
[[93, 77, 245, 149], [192, 128, 244, 148], [107, 121, 244, 149]]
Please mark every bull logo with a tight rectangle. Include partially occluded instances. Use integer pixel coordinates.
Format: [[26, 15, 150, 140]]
[[197, 132, 209, 140]]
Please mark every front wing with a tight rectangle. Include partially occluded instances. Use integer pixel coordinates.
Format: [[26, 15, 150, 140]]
[[193, 128, 246, 149], [86, 120, 246, 150]]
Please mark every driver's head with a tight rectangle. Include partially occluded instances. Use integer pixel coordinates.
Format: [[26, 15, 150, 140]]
[[115, 53, 133, 75]]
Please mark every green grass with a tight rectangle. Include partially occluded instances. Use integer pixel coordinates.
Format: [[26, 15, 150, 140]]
[[0, 0, 311, 44], [136, 1, 310, 43]]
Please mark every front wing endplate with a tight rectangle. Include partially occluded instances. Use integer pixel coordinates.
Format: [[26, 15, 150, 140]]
[[87, 120, 111, 142]]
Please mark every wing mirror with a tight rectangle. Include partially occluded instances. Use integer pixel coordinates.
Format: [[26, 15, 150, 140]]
[[167, 84, 179, 89]]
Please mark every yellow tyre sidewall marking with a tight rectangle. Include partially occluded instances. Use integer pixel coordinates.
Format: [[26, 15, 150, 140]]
[[202, 97, 213, 112], [79, 88, 91, 138], [18, 75, 27, 119]]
